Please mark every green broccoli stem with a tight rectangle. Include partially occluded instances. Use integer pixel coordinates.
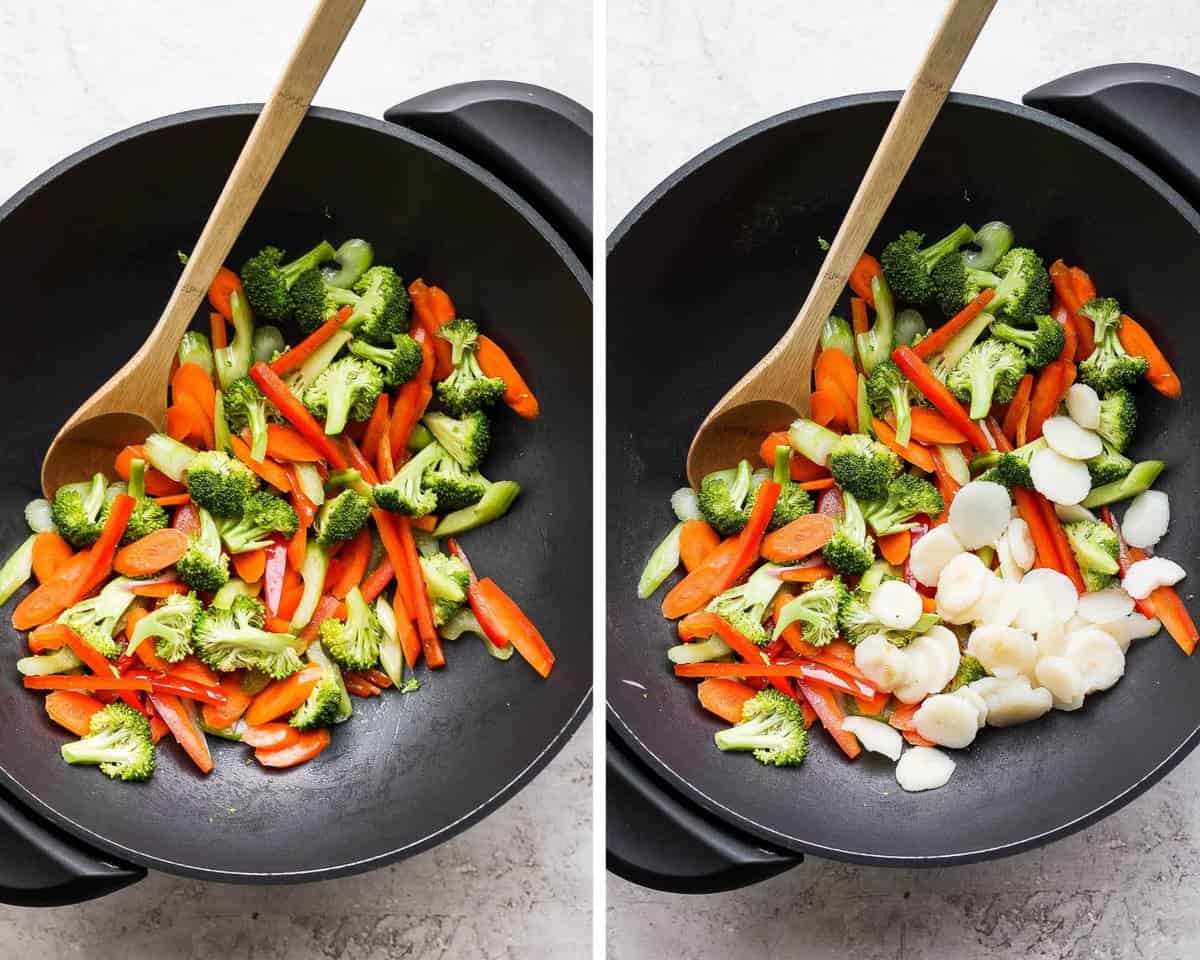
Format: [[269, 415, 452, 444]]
[[433, 481, 521, 537], [325, 469, 374, 498], [1081, 461, 1165, 508], [965, 365, 999, 419], [281, 240, 337, 286], [919, 223, 976, 270], [714, 713, 781, 752], [60, 730, 135, 765], [889, 380, 913, 446], [245, 400, 270, 462]]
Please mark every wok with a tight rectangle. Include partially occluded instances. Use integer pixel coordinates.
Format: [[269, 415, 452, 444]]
[[0, 81, 592, 905], [607, 64, 1200, 892]]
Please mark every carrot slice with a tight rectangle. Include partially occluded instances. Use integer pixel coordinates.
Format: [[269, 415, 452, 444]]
[[408, 279, 456, 380], [814, 349, 859, 413], [903, 730, 937, 747], [759, 431, 827, 482], [210, 311, 228, 350], [154, 493, 192, 506], [912, 289, 995, 359], [201, 674, 253, 729], [244, 664, 323, 726], [31, 532, 73, 583], [129, 580, 189, 598], [241, 722, 302, 750], [797, 681, 860, 759], [263, 424, 323, 462], [328, 529, 371, 598], [268, 307, 351, 377], [45, 690, 105, 737], [889, 701, 920, 731], [811, 386, 855, 432], [661, 538, 741, 619], [1048, 260, 1094, 361], [850, 297, 869, 337], [1025, 359, 1064, 441], [907, 407, 968, 445], [229, 434, 291, 491], [149, 693, 213, 774], [679, 519, 722, 572], [778, 564, 835, 583], [113, 528, 189, 578], [1052, 297, 1079, 362], [360, 393, 390, 463], [1119, 313, 1181, 399], [360, 559, 396, 603], [1000, 373, 1034, 446], [254, 728, 331, 768], [1012, 487, 1061, 572], [28, 622, 71, 653], [760, 514, 835, 563], [477, 334, 540, 419], [171, 362, 216, 423], [697, 678, 756, 725], [871, 417, 935, 472], [849, 255, 881, 307], [231, 548, 267, 584], [878, 529, 911, 565], [208, 267, 241, 320]]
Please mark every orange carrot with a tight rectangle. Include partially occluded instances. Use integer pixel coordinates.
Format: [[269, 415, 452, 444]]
[[878, 529, 911, 565], [1037, 493, 1085, 593], [811, 386, 855, 432], [814, 348, 860, 413], [397, 517, 442, 668], [760, 514, 835, 563], [772, 589, 806, 653], [153, 493, 192, 507], [797, 681, 860, 759], [113, 528, 189, 578], [287, 526, 307, 572], [389, 327, 435, 454], [759, 431, 828, 482], [679, 519, 721, 572], [903, 730, 937, 747], [912, 289, 995, 359], [928, 446, 961, 525], [208, 267, 241, 319], [166, 403, 203, 446], [697, 678, 756, 725], [1048, 260, 1094, 361], [411, 514, 438, 532], [45, 690, 104, 737], [116, 445, 183, 496], [778, 564, 835, 583], [28, 623, 70, 653], [408, 279, 456, 380], [268, 307, 352, 377], [478, 335, 540, 419], [360, 559, 396, 603], [850, 296, 869, 337], [1052, 298, 1078, 362], [1026, 359, 1064, 441], [329, 530, 371, 599], [263, 424, 323, 462], [1000, 373, 1034, 446], [171, 362, 216, 423], [210, 311, 227, 350], [906, 407, 968, 445], [231, 548, 267, 584], [129, 580, 189, 599], [254, 727, 331, 768], [376, 427, 395, 483], [871, 417, 935, 472], [241, 723, 302, 750], [244, 664, 324, 726], [799, 477, 836, 491], [1119, 313, 1181, 399], [344, 674, 381, 697], [360, 393, 390, 463], [849, 255, 881, 308], [888, 701, 920, 731], [1069, 266, 1096, 302], [201, 674, 253, 729], [661, 538, 742, 620], [229, 434, 291, 491], [150, 693, 213, 774], [1012, 487, 1061, 572], [31, 532, 73, 583], [172, 655, 220, 688]]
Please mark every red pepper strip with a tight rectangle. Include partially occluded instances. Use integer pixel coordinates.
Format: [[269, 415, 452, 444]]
[[249, 362, 347, 469], [269, 307, 351, 376], [796, 680, 861, 759], [263, 539, 289, 616], [1036, 492, 1086, 593], [389, 327, 436, 455], [470, 578, 555, 678], [773, 658, 876, 698], [397, 517, 443, 667], [676, 611, 762, 662], [134, 673, 229, 706], [717, 480, 780, 593], [848, 253, 881, 307], [298, 594, 345, 643], [673, 661, 866, 691], [58, 625, 119, 678], [343, 435, 380, 485], [891, 346, 991, 453], [70, 494, 135, 607], [1011, 487, 1060, 572], [149, 692, 213, 774], [24, 675, 151, 692], [912, 289, 996, 360], [360, 558, 396, 603]]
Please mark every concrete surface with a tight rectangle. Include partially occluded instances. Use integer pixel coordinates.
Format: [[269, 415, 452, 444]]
[[0, 2, 592, 958], [607, 1, 1200, 957]]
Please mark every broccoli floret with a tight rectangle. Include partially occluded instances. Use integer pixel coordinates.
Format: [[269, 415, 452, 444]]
[[1064, 520, 1121, 592], [1088, 440, 1134, 487], [838, 590, 940, 647], [706, 564, 785, 646], [60, 703, 155, 782], [436, 318, 506, 416], [50, 473, 108, 548], [713, 689, 808, 767], [324, 468, 375, 499], [421, 410, 490, 471], [348, 334, 423, 387], [59, 577, 140, 659], [240, 241, 336, 321], [771, 576, 848, 647], [216, 492, 298, 554], [129, 590, 201, 663], [120, 458, 169, 545], [865, 359, 914, 446], [303, 356, 384, 436], [862, 474, 944, 536], [971, 438, 1046, 489], [314, 489, 371, 545], [881, 224, 976, 304], [175, 507, 230, 593], [990, 314, 1065, 369], [855, 272, 896, 375], [223, 376, 275, 463], [348, 266, 411, 345], [372, 441, 445, 517], [318, 587, 384, 670], [946, 339, 1028, 419], [424, 447, 488, 512], [1078, 298, 1149, 393], [930, 252, 1000, 318], [419, 553, 471, 627], [1097, 388, 1137, 452], [193, 595, 303, 677], [823, 491, 875, 577], [942, 653, 987, 692], [828, 434, 901, 502], [697, 460, 755, 537], [989, 247, 1052, 326], [185, 450, 260, 518], [288, 267, 360, 334], [289, 644, 347, 731]]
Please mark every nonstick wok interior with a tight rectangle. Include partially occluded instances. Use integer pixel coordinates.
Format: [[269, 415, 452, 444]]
[[0, 106, 591, 879], [607, 93, 1200, 863]]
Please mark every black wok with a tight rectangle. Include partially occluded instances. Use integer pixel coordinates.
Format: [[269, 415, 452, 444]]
[[0, 82, 592, 904], [607, 64, 1200, 891]]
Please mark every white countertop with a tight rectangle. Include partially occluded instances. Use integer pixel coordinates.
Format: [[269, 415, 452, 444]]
[[0, 2, 592, 957], [607, 1, 1200, 958]]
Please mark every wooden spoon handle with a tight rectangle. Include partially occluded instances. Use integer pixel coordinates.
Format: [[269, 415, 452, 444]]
[[770, 0, 998, 391], [135, 0, 366, 373]]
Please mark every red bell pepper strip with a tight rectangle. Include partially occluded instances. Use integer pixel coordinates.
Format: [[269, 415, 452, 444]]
[[796, 680, 861, 760], [891, 346, 991, 453], [149, 692, 213, 774], [249, 362, 347, 469], [263, 539, 289, 616], [775, 658, 876, 698], [717, 479, 780, 592], [912, 289, 996, 360], [360, 558, 396, 603], [388, 327, 435, 455], [23, 675, 152, 693], [470, 577, 555, 678], [138, 673, 229, 706], [677, 611, 762, 663], [269, 307, 351, 376], [848, 253, 881, 307], [59, 625, 119, 678], [673, 660, 875, 698], [343, 435, 380, 485]]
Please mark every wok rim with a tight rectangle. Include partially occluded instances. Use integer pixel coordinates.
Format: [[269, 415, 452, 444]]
[[606, 90, 1200, 866], [0, 103, 592, 882]]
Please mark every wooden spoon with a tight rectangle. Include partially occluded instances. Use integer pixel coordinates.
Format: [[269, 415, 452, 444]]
[[685, 0, 998, 487], [40, 0, 365, 498]]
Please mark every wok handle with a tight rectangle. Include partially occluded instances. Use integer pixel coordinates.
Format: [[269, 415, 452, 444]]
[[606, 732, 800, 893], [1025, 63, 1200, 213], [0, 789, 143, 906], [384, 81, 592, 268]]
